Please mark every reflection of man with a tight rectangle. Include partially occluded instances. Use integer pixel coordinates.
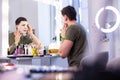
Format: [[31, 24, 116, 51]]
[[59, 5, 87, 68], [8, 17, 42, 55]]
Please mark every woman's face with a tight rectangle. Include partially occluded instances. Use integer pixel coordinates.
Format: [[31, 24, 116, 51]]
[[17, 21, 28, 34]]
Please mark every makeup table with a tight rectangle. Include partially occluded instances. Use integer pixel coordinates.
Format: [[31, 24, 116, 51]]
[[0, 55, 68, 67]]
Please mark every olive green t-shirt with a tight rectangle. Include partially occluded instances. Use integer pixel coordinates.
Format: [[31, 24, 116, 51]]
[[9, 32, 33, 55], [65, 23, 87, 68]]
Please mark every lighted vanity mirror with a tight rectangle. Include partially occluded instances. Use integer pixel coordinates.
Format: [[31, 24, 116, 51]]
[[8, 0, 56, 46]]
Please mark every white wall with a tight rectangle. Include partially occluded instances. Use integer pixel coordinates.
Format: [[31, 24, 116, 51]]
[[87, 0, 111, 54], [87, 0, 120, 60], [110, 0, 120, 58]]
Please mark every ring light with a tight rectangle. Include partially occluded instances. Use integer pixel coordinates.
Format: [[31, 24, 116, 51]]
[[95, 6, 120, 33]]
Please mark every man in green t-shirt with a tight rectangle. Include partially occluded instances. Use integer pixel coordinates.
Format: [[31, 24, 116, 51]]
[[59, 5, 87, 68]]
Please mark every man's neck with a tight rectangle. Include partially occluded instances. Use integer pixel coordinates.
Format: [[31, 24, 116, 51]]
[[67, 20, 76, 26]]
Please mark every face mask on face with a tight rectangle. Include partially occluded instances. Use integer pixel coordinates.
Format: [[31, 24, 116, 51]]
[[22, 33, 27, 36], [18, 26, 27, 36]]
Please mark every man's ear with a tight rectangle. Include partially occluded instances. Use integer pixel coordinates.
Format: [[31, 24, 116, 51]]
[[64, 15, 67, 21], [16, 25, 18, 30], [65, 15, 69, 21]]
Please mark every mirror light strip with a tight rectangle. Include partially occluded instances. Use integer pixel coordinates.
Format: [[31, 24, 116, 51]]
[[2, 0, 9, 56]]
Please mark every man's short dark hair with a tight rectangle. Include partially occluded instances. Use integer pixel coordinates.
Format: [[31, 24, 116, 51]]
[[61, 5, 77, 20], [15, 17, 27, 25]]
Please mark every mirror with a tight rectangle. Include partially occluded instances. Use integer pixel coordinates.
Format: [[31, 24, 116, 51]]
[[8, 0, 56, 46], [2, 0, 120, 58]]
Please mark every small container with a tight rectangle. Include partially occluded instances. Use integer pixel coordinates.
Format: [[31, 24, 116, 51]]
[[48, 42, 60, 56], [32, 48, 38, 56], [24, 44, 28, 55], [38, 48, 44, 56]]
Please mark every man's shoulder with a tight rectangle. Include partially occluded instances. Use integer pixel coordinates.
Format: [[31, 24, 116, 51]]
[[70, 23, 83, 28], [69, 24, 84, 32], [9, 32, 14, 36]]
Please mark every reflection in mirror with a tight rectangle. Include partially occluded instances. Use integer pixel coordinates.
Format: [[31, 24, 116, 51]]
[[8, 0, 56, 46]]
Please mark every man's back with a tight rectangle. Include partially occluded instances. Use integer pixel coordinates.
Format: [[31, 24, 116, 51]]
[[66, 23, 87, 67]]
